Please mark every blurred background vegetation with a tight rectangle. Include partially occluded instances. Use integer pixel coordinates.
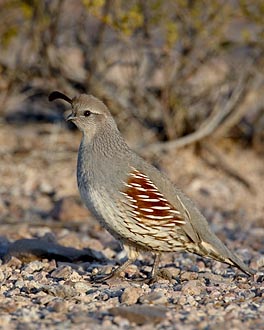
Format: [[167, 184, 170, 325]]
[[0, 0, 263, 154]]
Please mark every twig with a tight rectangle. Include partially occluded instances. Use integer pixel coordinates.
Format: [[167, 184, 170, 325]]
[[200, 143, 254, 193], [214, 70, 257, 137], [143, 67, 253, 154]]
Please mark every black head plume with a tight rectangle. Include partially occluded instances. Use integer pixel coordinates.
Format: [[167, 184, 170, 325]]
[[48, 91, 72, 104]]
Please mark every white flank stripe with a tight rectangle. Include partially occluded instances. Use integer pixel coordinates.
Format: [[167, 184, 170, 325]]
[[145, 214, 166, 220], [138, 194, 149, 198], [140, 208, 153, 213], [176, 220, 186, 224], [170, 209, 181, 215], [160, 215, 175, 219], [134, 187, 147, 192], [163, 222, 177, 227], [144, 199, 161, 202], [154, 193, 164, 197], [145, 214, 177, 220], [145, 177, 154, 182], [130, 183, 141, 187], [148, 182, 158, 188], [134, 175, 147, 179], [158, 198, 168, 202], [123, 182, 133, 188], [151, 206, 171, 210], [123, 196, 137, 203]]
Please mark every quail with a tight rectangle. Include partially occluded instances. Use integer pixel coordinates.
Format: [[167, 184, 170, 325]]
[[49, 91, 254, 281]]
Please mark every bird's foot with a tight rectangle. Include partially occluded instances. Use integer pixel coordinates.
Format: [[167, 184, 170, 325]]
[[90, 271, 116, 283], [91, 269, 156, 284], [130, 268, 174, 284], [90, 265, 174, 284], [156, 268, 174, 283], [90, 263, 129, 283], [90, 265, 128, 283]]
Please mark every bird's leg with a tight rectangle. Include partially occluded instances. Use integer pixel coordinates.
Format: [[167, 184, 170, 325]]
[[149, 253, 161, 281], [147, 253, 173, 283], [91, 245, 139, 283], [131, 253, 161, 283], [91, 258, 134, 283]]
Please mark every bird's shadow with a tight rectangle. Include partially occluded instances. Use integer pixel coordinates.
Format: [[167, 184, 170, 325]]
[[0, 233, 106, 265]]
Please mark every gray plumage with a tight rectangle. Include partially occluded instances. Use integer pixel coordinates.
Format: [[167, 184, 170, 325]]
[[49, 91, 254, 280]]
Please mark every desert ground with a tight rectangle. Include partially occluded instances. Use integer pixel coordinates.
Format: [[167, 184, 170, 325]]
[[0, 118, 263, 329]]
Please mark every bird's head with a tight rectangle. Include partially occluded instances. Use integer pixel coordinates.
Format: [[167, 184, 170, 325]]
[[49, 91, 113, 135]]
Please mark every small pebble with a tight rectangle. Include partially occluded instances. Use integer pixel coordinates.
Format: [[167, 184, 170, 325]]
[[180, 272, 198, 281], [22, 260, 45, 274], [49, 300, 68, 313], [0, 269, 5, 282], [120, 287, 143, 305], [74, 281, 92, 294], [50, 265, 73, 279], [139, 291, 168, 305], [181, 280, 205, 295], [109, 305, 167, 325]]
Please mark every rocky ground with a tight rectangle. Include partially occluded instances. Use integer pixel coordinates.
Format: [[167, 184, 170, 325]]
[[0, 121, 263, 330]]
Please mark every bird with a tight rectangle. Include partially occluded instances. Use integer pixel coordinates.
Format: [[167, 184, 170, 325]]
[[49, 90, 254, 282]]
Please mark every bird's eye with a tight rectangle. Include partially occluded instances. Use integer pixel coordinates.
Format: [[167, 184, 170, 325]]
[[83, 110, 91, 117]]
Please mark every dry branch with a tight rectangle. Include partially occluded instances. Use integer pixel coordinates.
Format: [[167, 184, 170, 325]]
[[144, 66, 254, 154]]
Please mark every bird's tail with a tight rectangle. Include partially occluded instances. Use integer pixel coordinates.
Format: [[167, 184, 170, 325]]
[[187, 239, 255, 276]]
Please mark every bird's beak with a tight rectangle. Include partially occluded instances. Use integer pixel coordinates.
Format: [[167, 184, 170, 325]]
[[66, 113, 76, 121]]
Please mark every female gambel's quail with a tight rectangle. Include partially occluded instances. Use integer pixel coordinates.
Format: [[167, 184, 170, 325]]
[[49, 91, 254, 281]]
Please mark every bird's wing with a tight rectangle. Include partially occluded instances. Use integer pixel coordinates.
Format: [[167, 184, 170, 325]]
[[119, 167, 187, 228]]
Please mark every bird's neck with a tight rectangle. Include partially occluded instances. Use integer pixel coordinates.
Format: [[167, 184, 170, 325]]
[[81, 122, 130, 159]]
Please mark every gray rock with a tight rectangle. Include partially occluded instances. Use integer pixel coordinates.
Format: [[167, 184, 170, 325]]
[[108, 305, 167, 325]]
